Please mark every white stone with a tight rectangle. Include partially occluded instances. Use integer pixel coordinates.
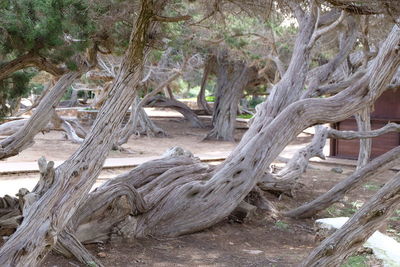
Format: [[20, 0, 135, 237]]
[[316, 217, 400, 267], [242, 249, 263, 255]]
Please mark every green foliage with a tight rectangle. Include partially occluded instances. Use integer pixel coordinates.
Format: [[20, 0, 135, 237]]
[[248, 96, 265, 109], [30, 82, 44, 95], [0, 0, 93, 117], [205, 95, 215, 102], [0, 69, 37, 119], [0, 0, 93, 59], [237, 114, 253, 119], [326, 201, 364, 217], [86, 261, 98, 267], [363, 183, 381, 191], [274, 220, 289, 231], [341, 255, 368, 267]]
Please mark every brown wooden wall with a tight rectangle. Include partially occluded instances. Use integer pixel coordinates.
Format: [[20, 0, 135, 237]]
[[330, 89, 400, 160]]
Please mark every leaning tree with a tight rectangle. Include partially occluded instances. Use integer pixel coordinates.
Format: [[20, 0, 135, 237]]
[[0, 0, 400, 266]]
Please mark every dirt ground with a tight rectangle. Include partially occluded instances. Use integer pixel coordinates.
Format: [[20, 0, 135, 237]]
[[2, 117, 240, 163], [1, 116, 398, 266]]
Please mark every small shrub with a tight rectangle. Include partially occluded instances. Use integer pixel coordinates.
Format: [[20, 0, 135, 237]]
[[341, 255, 368, 267]]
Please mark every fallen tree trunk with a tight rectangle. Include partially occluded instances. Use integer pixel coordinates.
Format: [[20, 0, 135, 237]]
[[301, 171, 400, 266]]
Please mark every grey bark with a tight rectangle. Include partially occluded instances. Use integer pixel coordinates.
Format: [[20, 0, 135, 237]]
[[286, 145, 400, 219], [355, 107, 372, 169], [146, 95, 204, 128], [1, 4, 399, 266], [0, 0, 163, 265], [301, 171, 400, 266], [196, 55, 214, 114], [205, 51, 257, 141], [0, 72, 83, 159]]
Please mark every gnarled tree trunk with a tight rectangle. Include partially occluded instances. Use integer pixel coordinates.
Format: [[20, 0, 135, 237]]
[[1, 3, 399, 267], [0, 1, 163, 265], [55, 24, 400, 244], [205, 51, 257, 141]]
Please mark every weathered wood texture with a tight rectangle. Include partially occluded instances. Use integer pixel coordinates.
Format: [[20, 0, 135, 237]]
[[355, 107, 372, 168], [205, 51, 257, 141], [301, 171, 400, 266], [0, 53, 66, 82], [0, 72, 82, 159], [286, 145, 400, 219], [0, 1, 164, 265], [146, 96, 204, 128]]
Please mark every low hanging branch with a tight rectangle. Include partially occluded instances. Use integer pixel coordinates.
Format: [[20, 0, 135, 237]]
[[145, 95, 205, 128], [0, 53, 66, 82], [301, 171, 400, 266]]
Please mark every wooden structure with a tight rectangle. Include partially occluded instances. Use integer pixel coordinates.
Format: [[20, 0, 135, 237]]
[[330, 89, 400, 159]]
